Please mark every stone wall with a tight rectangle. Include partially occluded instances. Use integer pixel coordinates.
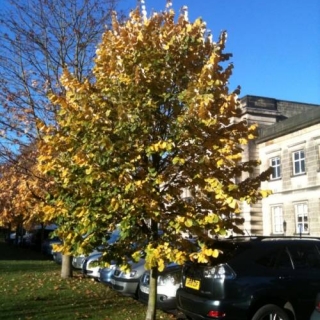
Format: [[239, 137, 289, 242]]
[[239, 95, 320, 236]]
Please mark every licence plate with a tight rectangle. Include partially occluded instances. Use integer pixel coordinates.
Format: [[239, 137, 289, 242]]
[[185, 277, 200, 290]]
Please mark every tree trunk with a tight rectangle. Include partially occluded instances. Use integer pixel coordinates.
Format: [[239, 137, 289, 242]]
[[145, 266, 158, 320], [61, 254, 73, 278]]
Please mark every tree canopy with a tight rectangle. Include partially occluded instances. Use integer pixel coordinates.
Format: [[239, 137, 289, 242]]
[[38, 2, 271, 267], [37, 3, 272, 318]]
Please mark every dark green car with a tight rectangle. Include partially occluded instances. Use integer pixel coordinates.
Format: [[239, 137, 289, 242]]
[[177, 236, 320, 320]]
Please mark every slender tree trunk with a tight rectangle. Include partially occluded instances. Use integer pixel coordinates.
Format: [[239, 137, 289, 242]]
[[145, 266, 158, 320], [61, 254, 73, 278]]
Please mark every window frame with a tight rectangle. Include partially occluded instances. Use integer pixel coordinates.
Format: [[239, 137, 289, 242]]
[[294, 202, 309, 234], [292, 150, 306, 175], [270, 156, 281, 180], [271, 205, 284, 234]]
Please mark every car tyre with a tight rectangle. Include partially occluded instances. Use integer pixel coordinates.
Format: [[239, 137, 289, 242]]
[[252, 304, 290, 320]]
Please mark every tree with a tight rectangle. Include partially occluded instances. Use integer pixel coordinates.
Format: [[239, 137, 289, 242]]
[[0, 0, 121, 154], [0, 0, 123, 277], [38, 2, 272, 319], [0, 145, 50, 242]]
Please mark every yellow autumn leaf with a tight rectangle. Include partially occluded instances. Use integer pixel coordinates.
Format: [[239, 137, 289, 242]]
[[185, 218, 193, 227], [158, 259, 165, 272], [260, 189, 272, 198], [85, 166, 93, 175], [216, 158, 224, 167], [226, 197, 238, 209], [212, 249, 220, 258], [172, 157, 185, 165], [135, 180, 142, 187], [238, 138, 248, 145]]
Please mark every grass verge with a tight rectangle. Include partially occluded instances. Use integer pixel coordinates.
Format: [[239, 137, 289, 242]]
[[0, 238, 177, 320]]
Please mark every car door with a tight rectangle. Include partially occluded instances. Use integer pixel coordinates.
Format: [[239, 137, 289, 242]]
[[285, 243, 320, 319]]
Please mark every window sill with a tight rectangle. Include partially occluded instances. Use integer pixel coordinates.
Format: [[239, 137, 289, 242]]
[[293, 232, 310, 236], [291, 172, 306, 177]]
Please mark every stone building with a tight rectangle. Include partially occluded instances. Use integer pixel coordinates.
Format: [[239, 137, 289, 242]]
[[239, 95, 320, 236]]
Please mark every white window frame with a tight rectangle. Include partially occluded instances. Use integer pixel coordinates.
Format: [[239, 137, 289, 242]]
[[292, 150, 305, 175], [271, 205, 284, 234], [295, 202, 309, 234], [270, 157, 281, 179]]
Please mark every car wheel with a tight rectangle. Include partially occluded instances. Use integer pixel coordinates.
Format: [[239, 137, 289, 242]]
[[252, 304, 290, 320]]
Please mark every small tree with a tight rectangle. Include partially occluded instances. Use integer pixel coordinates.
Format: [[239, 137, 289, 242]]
[[39, 2, 271, 319]]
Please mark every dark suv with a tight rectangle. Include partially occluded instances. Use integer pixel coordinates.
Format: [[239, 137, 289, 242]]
[[176, 236, 320, 320]]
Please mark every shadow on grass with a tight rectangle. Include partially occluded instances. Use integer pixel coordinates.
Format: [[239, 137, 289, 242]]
[[0, 240, 51, 261], [0, 238, 180, 320], [1, 293, 143, 320]]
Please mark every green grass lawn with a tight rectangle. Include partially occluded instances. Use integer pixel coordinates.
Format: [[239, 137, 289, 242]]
[[0, 238, 177, 320]]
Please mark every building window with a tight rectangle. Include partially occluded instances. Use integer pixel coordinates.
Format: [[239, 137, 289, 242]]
[[272, 206, 283, 234], [270, 157, 281, 179], [292, 150, 305, 175], [295, 202, 309, 234]]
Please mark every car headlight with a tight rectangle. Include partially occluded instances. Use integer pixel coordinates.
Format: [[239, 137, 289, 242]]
[[124, 270, 137, 278]]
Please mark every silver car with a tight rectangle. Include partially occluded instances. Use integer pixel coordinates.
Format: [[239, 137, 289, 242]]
[[73, 228, 120, 270], [81, 252, 103, 280], [72, 248, 100, 270], [111, 259, 146, 297], [99, 264, 117, 286], [138, 263, 182, 311]]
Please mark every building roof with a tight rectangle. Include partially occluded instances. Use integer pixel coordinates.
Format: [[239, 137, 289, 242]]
[[256, 104, 320, 143]]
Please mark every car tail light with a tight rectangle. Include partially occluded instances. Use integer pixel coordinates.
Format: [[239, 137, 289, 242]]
[[203, 264, 236, 280], [207, 310, 226, 318]]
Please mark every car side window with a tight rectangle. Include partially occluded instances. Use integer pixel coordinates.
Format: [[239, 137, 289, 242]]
[[255, 246, 293, 270], [287, 244, 320, 270], [275, 248, 294, 270], [255, 249, 279, 268]]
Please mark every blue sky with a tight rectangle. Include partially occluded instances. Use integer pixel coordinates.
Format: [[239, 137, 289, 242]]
[[121, 0, 320, 105], [0, 0, 318, 105]]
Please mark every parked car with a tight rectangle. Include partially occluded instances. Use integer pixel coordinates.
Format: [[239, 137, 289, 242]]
[[41, 236, 61, 256], [52, 251, 62, 264], [81, 251, 103, 280], [138, 263, 182, 312], [73, 228, 121, 270], [111, 258, 146, 298], [6, 231, 32, 246], [310, 293, 320, 320], [99, 264, 117, 286], [176, 236, 320, 320], [72, 248, 100, 270]]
